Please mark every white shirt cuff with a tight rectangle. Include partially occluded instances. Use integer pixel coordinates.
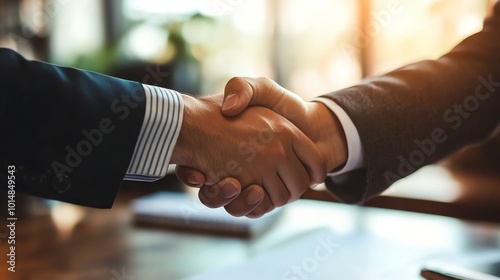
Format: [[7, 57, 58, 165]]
[[314, 97, 364, 176], [124, 84, 184, 182]]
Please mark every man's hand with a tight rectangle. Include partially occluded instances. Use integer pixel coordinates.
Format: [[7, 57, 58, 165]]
[[171, 93, 326, 217], [222, 77, 348, 172], [176, 78, 349, 217]]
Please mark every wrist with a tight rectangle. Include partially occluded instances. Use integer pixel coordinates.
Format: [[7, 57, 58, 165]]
[[171, 94, 200, 165], [171, 94, 226, 166], [309, 102, 348, 173]]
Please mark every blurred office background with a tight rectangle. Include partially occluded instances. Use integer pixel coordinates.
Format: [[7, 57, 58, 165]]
[[0, 0, 492, 97], [0, 0, 499, 221]]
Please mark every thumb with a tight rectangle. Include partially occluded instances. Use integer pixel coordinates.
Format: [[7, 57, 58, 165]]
[[175, 165, 206, 188], [221, 77, 306, 119]]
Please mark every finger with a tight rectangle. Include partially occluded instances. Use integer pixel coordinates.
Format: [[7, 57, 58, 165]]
[[198, 178, 242, 208], [278, 152, 311, 203], [222, 77, 305, 118], [262, 173, 290, 208], [292, 133, 327, 186], [246, 194, 274, 219], [223, 185, 265, 217], [221, 77, 254, 115], [175, 165, 206, 188]]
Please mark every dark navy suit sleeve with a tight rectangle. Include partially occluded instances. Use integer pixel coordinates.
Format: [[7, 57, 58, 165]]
[[0, 48, 146, 208]]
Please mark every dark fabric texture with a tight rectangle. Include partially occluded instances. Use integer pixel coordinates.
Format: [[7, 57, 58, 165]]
[[0, 49, 146, 208]]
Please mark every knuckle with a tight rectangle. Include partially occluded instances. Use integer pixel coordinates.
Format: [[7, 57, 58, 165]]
[[257, 77, 273, 84], [270, 120, 293, 140], [227, 76, 245, 88]]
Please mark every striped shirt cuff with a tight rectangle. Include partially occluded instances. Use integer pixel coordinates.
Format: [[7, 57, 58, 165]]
[[124, 84, 184, 182]]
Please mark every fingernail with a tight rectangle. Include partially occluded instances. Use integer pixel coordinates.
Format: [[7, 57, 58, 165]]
[[221, 182, 239, 198], [245, 188, 263, 205], [221, 93, 239, 111], [310, 184, 319, 189]]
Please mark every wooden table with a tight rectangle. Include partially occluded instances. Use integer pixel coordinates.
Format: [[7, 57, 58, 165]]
[[1, 194, 499, 280]]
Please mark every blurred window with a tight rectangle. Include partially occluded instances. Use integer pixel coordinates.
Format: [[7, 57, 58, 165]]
[[122, 0, 491, 97]]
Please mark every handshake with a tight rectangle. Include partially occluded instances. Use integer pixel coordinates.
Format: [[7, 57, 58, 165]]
[[170, 77, 348, 218]]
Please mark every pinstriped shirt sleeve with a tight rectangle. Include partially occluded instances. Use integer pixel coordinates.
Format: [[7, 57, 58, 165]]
[[123, 84, 184, 182]]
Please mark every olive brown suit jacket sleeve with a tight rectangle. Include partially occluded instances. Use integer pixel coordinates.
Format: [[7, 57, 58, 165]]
[[323, 2, 500, 204]]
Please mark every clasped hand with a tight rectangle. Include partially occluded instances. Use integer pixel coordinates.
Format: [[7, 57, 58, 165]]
[[172, 77, 348, 218]]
